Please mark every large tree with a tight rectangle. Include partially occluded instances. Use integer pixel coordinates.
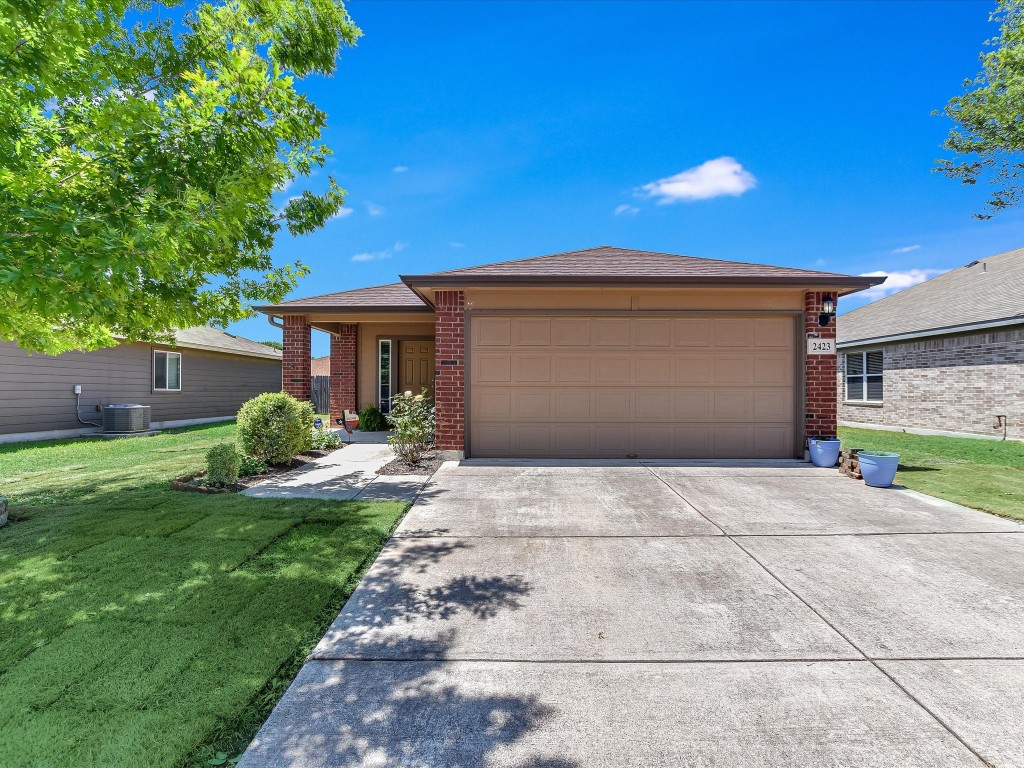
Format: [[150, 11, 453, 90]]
[[938, 0, 1024, 218], [0, 0, 359, 353]]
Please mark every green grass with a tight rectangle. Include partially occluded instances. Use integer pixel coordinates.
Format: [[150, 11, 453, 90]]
[[838, 427, 1024, 521], [0, 423, 407, 768]]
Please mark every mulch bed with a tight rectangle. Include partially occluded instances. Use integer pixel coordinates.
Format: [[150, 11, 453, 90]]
[[170, 449, 338, 494], [377, 449, 445, 476]]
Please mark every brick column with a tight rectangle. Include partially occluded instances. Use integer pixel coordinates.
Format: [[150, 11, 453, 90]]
[[804, 291, 838, 445], [282, 315, 311, 402], [330, 323, 358, 424], [434, 290, 466, 456]]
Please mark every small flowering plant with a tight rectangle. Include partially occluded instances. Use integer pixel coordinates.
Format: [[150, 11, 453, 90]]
[[387, 388, 435, 463]]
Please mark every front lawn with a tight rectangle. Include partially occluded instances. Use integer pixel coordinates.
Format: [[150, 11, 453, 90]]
[[0, 423, 407, 768], [838, 427, 1024, 522]]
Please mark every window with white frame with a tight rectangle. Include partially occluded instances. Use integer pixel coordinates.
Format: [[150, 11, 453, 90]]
[[154, 351, 182, 391], [378, 339, 393, 413], [844, 350, 883, 402]]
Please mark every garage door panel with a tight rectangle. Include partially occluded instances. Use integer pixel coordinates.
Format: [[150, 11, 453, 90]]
[[513, 355, 551, 382], [635, 319, 672, 347], [635, 390, 671, 419], [474, 317, 511, 346], [635, 356, 672, 384], [595, 319, 631, 346], [513, 318, 551, 346], [673, 318, 711, 347], [675, 357, 711, 384], [754, 353, 793, 384], [715, 356, 752, 384], [476, 355, 512, 383], [470, 314, 797, 458], [552, 318, 591, 346]]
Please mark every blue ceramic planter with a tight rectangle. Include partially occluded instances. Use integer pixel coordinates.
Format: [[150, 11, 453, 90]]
[[808, 437, 841, 468], [859, 451, 900, 488]]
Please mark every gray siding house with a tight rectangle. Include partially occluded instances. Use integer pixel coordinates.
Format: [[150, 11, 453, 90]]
[[837, 248, 1024, 441], [0, 327, 282, 443]]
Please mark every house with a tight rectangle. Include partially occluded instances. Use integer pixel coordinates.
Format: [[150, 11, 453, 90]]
[[311, 356, 331, 376], [257, 246, 880, 459], [0, 327, 282, 443], [837, 248, 1024, 441]]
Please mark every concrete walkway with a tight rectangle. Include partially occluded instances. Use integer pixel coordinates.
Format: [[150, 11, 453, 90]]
[[241, 436, 428, 502], [239, 461, 1024, 767]]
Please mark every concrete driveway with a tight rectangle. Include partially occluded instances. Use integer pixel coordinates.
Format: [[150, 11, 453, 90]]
[[240, 461, 1024, 768]]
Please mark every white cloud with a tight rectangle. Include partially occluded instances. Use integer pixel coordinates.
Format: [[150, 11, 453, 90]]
[[393, 166, 408, 173], [891, 244, 921, 254], [641, 157, 757, 203], [450, 241, 465, 248], [858, 268, 943, 299], [274, 178, 294, 193], [614, 204, 639, 216], [351, 241, 406, 263], [329, 207, 354, 221], [366, 203, 385, 216]]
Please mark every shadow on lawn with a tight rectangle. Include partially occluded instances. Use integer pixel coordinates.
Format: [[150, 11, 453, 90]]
[[239, 539, 582, 768]]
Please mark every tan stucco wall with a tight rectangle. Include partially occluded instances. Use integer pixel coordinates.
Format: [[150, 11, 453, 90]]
[[464, 287, 805, 311], [356, 321, 435, 409]]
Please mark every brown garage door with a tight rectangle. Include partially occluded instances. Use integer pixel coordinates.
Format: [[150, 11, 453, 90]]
[[469, 314, 797, 459]]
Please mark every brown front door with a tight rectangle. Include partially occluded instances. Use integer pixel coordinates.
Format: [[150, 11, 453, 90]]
[[400, 341, 436, 399]]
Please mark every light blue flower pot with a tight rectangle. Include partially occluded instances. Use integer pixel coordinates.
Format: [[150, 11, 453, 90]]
[[859, 451, 900, 488], [808, 437, 841, 468]]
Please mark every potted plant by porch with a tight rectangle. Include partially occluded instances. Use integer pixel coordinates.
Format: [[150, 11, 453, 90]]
[[808, 436, 841, 467], [858, 451, 900, 488]]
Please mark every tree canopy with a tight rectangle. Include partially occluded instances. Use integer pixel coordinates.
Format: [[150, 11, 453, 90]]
[[937, 0, 1024, 218], [0, 0, 359, 353]]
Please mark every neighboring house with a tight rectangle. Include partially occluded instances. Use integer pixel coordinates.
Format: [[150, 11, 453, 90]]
[[837, 248, 1024, 441], [258, 246, 879, 459], [0, 327, 282, 443], [311, 356, 330, 376]]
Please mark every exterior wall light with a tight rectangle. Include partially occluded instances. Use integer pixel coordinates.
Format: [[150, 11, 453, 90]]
[[818, 294, 836, 327]]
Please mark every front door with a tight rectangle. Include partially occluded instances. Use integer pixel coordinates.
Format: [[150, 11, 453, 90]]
[[400, 340, 436, 400]]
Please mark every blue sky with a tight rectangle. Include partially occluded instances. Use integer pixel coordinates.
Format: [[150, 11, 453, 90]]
[[228, 1, 1024, 355]]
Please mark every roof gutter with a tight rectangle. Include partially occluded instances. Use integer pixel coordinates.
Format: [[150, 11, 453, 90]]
[[837, 315, 1024, 348], [400, 274, 884, 291]]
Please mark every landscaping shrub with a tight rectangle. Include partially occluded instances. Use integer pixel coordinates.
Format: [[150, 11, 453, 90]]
[[236, 392, 310, 464], [387, 389, 434, 463], [205, 443, 240, 487], [238, 454, 268, 477], [357, 403, 387, 432], [311, 428, 344, 450]]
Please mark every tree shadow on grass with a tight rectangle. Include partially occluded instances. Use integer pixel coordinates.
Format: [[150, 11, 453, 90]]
[[238, 540, 583, 768]]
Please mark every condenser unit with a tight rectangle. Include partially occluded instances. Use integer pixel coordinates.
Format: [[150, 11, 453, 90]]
[[102, 404, 151, 434]]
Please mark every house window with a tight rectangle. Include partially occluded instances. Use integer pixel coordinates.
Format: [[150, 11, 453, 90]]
[[154, 351, 182, 392], [378, 340, 393, 413], [845, 350, 883, 402]]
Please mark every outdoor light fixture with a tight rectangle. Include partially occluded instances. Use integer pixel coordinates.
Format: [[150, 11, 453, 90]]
[[818, 294, 836, 327]]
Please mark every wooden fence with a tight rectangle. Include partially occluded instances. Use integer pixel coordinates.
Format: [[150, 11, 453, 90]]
[[311, 375, 330, 415]]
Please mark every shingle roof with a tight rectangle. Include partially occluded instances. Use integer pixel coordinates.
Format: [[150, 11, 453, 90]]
[[171, 327, 282, 360], [837, 248, 1024, 346], [255, 282, 428, 312], [403, 246, 879, 286]]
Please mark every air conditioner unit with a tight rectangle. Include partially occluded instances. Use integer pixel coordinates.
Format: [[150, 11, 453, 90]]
[[102, 404, 151, 434]]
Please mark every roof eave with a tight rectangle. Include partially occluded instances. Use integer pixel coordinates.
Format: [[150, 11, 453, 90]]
[[837, 315, 1024, 348], [254, 304, 432, 315], [400, 274, 884, 291]]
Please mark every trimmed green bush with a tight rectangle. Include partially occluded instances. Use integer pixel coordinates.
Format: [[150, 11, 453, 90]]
[[311, 428, 344, 450], [205, 443, 240, 487], [239, 454, 268, 477], [387, 389, 434, 463], [357, 403, 387, 432], [236, 392, 310, 464]]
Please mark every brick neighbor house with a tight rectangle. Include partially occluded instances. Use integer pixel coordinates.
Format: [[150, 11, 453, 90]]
[[257, 246, 880, 459], [837, 248, 1024, 441]]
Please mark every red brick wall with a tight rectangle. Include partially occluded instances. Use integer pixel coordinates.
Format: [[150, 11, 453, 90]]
[[804, 291, 838, 443], [434, 290, 465, 453], [330, 323, 358, 423], [282, 315, 311, 402]]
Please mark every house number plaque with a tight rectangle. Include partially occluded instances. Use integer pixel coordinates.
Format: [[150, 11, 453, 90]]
[[807, 338, 836, 355]]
